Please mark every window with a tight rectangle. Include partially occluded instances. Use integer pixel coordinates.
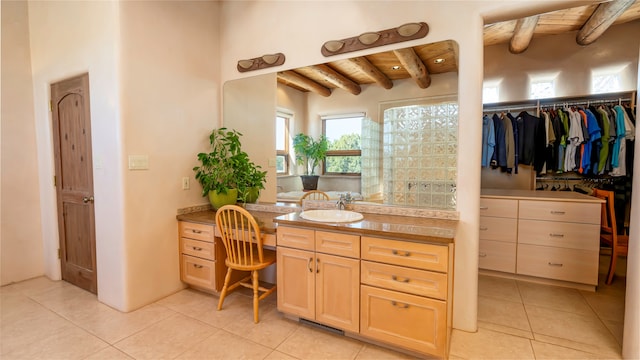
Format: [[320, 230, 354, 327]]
[[276, 113, 290, 174], [592, 73, 621, 94], [483, 85, 499, 103], [530, 79, 555, 99], [322, 113, 363, 175]]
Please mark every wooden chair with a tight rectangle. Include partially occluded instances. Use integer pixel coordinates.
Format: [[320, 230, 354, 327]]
[[593, 189, 629, 285], [215, 205, 276, 323], [299, 190, 329, 205]]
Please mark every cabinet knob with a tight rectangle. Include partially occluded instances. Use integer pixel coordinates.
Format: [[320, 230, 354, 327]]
[[479, 252, 487, 257], [392, 250, 411, 257], [549, 233, 564, 238], [391, 275, 410, 283], [547, 262, 563, 267], [550, 210, 566, 215], [308, 258, 313, 273], [391, 301, 409, 309], [316, 258, 320, 273]]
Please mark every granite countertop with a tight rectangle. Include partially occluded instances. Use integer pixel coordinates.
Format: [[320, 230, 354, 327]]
[[273, 212, 457, 245], [481, 188, 603, 203], [176, 209, 282, 235]]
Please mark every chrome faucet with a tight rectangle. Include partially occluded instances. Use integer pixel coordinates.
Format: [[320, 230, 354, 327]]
[[336, 192, 353, 210]]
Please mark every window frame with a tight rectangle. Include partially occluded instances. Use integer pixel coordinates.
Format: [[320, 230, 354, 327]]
[[276, 112, 291, 175], [322, 113, 364, 176]]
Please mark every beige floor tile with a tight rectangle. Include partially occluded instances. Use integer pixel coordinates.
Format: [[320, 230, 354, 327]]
[[602, 318, 624, 346], [84, 346, 134, 359], [531, 340, 612, 359], [478, 295, 530, 331], [154, 288, 217, 319], [580, 290, 625, 322], [354, 343, 421, 359], [477, 320, 534, 339], [176, 328, 272, 359], [197, 291, 259, 328], [478, 275, 522, 303], [0, 276, 67, 297], [276, 324, 364, 359], [115, 313, 217, 359], [525, 305, 621, 357], [517, 281, 593, 315], [449, 328, 535, 359], [264, 350, 299, 360], [533, 334, 621, 359], [222, 305, 300, 348], [2, 324, 109, 360]]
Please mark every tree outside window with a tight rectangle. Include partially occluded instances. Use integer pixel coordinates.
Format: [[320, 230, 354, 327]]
[[322, 114, 363, 175]]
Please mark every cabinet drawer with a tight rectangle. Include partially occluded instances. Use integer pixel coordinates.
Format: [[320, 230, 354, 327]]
[[517, 244, 599, 285], [179, 221, 214, 242], [519, 200, 600, 224], [479, 216, 517, 242], [480, 198, 518, 218], [181, 238, 215, 260], [181, 254, 216, 290], [361, 237, 448, 272], [518, 219, 600, 251], [361, 261, 447, 300], [277, 226, 314, 251], [315, 231, 360, 258], [479, 240, 516, 273], [361, 285, 447, 357]]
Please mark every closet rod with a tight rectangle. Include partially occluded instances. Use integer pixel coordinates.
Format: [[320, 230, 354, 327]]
[[540, 97, 632, 108], [483, 104, 538, 113]]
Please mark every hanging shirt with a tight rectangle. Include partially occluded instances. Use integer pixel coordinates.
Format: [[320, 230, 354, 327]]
[[596, 107, 610, 174], [491, 113, 507, 168], [564, 109, 584, 172], [481, 115, 496, 167], [501, 113, 515, 172]]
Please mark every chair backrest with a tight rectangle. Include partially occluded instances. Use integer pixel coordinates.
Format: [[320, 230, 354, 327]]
[[215, 205, 265, 267], [300, 190, 329, 204], [592, 188, 616, 236]]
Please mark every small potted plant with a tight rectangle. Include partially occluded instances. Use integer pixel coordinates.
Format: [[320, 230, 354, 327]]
[[235, 152, 267, 203], [193, 128, 243, 209], [293, 133, 328, 190]]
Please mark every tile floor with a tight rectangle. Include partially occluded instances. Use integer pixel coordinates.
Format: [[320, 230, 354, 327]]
[[1, 259, 625, 360]]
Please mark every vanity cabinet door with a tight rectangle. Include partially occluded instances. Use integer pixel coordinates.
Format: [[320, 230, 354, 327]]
[[315, 253, 360, 332], [276, 246, 315, 319]]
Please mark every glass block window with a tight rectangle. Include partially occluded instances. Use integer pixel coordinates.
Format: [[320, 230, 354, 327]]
[[382, 98, 458, 210]]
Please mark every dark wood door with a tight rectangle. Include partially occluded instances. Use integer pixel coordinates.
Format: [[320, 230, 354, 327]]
[[51, 73, 97, 294]]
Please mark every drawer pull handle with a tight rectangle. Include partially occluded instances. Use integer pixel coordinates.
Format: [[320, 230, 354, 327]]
[[391, 301, 409, 309], [191, 229, 203, 234], [392, 275, 410, 283], [548, 262, 563, 267], [549, 233, 564, 238], [480, 206, 489, 210], [192, 246, 203, 251], [480, 226, 488, 231], [308, 258, 313, 273], [392, 250, 411, 257], [316, 258, 320, 273], [550, 211, 565, 215], [193, 264, 203, 269], [479, 252, 487, 257]]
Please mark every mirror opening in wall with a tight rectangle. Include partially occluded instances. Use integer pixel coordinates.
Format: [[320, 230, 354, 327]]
[[223, 39, 460, 209]]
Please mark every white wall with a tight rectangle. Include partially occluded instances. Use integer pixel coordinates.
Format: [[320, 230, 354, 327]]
[[27, 0, 126, 308], [1, 0, 45, 285], [119, 1, 221, 310], [484, 21, 640, 101]]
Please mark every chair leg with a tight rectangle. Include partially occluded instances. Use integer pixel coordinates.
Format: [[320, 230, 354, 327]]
[[218, 268, 233, 310], [252, 270, 260, 323], [606, 249, 618, 285]]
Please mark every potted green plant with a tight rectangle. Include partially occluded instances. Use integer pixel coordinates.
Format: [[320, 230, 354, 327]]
[[235, 152, 267, 203], [193, 128, 243, 209], [293, 133, 328, 190]]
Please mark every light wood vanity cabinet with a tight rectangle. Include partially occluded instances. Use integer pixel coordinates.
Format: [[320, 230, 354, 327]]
[[178, 221, 222, 292], [480, 190, 602, 288], [277, 226, 453, 358], [277, 226, 360, 333]]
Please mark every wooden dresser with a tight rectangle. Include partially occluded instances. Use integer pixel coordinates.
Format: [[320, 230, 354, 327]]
[[480, 189, 603, 290]]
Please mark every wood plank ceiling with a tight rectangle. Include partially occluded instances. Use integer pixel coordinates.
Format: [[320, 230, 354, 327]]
[[277, 0, 640, 97]]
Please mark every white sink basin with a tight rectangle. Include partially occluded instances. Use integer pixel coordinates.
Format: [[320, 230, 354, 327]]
[[299, 209, 364, 223]]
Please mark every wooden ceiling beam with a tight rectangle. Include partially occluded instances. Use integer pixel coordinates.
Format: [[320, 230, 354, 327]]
[[393, 48, 431, 89], [576, 0, 636, 46], [346, 57, 394, 89], [307, 64, 362, 95], [277, 71, 331, 97], [509, 15, 540, 54]]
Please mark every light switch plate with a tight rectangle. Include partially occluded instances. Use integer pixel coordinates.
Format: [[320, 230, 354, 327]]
[[128, 155, 149, 170]]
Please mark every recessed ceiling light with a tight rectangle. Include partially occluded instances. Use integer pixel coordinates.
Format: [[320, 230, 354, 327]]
[[434, 58, 445, 64], [391, 65, 401, 70]]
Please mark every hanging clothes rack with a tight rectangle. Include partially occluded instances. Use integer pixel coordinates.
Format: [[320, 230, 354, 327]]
[[483, 91, 636, 115]]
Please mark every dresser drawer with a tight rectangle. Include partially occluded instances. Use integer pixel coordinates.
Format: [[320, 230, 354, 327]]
[[518, 219, 600, 251], [181, 254, 216, 290], [361, 237, 448, 273], [361, 261, 447, 300], [517, 244, 599, 285], [315, 231, 360, 258], [519, 200, 600, 224], [181, 238, 215, 260], [480, 198, 518, 218], [479, 239, 516, 273], [179, 221, 215, 242], [277, 226, 315, 251], [479, 216, 517, 242], [361, 285, 447, 357]]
